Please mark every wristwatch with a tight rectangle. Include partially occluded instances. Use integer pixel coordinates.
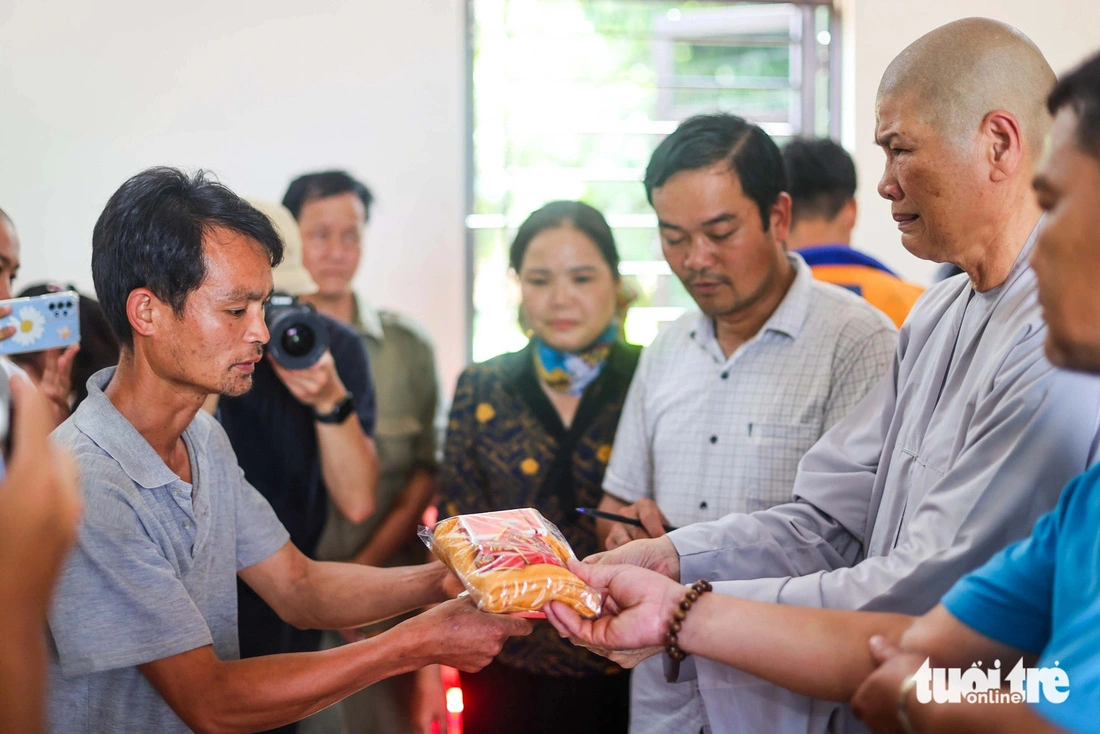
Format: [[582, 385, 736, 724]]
[[314, 393, 355, 424]]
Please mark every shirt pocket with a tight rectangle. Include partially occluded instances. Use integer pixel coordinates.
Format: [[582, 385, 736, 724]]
[[889, 448, 946, 548], [745, 422, 820, 513], [375, 415, 423, 478]]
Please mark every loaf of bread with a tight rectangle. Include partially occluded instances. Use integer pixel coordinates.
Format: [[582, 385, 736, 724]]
[[426, 508, 601, 618]]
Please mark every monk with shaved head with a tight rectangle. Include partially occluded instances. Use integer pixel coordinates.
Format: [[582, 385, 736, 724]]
[[543, 18, 1100, 734], [875, 18, 1053, 284]]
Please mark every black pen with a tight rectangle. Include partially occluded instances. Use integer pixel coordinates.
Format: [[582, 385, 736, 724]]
[[575, 507, 677, 533]]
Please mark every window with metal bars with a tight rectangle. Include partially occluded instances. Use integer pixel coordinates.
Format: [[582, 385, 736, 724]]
[[466, 0, 840, 362]]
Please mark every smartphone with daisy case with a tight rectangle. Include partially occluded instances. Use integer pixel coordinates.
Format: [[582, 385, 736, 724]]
[[0, 291, 80, 355]]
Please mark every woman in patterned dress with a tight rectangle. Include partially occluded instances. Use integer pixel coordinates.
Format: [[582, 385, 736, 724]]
[[438, 201, 640, 733]]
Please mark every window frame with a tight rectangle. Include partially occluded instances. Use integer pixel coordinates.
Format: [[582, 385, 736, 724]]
[[463, 0, 841, 363]]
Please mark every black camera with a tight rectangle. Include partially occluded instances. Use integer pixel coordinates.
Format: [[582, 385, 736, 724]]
[[264, 294, 329, 370]]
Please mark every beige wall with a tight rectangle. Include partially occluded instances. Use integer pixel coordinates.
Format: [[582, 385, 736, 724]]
[[0, 0, 470, 393], [3, 0, 1100, 399], [842, 0, 1100, 285]]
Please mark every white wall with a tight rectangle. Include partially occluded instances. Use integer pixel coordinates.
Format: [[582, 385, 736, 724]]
[[842, 0, 1100, 285], [0, 0, 469, 392], [4, 0, 1100, 398]]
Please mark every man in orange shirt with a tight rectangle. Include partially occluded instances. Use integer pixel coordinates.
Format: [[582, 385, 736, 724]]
[[783, 137, 923, 327]]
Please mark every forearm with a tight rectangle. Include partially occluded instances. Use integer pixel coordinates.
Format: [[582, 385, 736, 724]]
[[147, 629, 434, 734], [353, 468, 437, 567], [678, 593, 914, 701], [292, 561, 449, 630], [672, 499, 859, 586], [0, 608, 47, 734], [317, 421, 378, 523]]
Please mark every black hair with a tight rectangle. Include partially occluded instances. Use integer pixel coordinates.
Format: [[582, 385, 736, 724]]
[[509, 200, 620, 276], [282, 170, 374, 221], [644, 113, 786, 231], [782, 137, 857, 224], [14, 283, 120, 407], [1048, 51, 1100, 159], [91, 167, 284, 348]]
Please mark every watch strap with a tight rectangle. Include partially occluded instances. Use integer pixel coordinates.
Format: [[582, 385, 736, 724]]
[[315, 393, 355, 424]]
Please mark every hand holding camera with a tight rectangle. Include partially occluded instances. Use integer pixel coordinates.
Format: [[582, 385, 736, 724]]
[[264, 294, 352, 418], [269, 349, 349, 416]]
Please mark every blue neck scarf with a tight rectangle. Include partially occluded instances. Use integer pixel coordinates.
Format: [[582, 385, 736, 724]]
[[533, 324, 618, 397]]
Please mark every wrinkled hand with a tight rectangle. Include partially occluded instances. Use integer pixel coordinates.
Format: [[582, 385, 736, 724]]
[[269, 350, 348, 413], [604, 499, 671, 549], [544, 560, 683, 668], [0, 374, 82, 612], [408, 598, 534, 673], [851, 636, 926, 734], [410, 665, 448, 734], [585, 535, 680, 581], [39, 345, 79, 427]]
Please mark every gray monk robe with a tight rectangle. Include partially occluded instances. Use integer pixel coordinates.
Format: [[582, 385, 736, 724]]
[[666, 229, 1100, 733]]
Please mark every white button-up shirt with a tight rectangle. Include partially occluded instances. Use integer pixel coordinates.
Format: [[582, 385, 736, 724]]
[[603, 253, 898, 733]]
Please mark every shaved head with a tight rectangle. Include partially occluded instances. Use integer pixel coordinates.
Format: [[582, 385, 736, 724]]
[[878, 18, 1055, 153]]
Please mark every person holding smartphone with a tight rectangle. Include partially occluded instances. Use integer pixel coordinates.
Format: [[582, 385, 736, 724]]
[[0, 210, 82, 425]]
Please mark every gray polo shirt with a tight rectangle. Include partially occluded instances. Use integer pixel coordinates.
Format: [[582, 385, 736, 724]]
[[47, 368, 290, 734]]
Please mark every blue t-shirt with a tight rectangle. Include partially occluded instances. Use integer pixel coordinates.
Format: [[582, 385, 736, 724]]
[[942, 462, 1100, 733]]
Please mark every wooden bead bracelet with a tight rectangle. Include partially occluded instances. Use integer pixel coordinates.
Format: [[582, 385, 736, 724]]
[[664, 579, 712, 682]]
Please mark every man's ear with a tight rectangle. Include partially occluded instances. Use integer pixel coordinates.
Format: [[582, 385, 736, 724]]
[[770, 192, 793, 244], [126, 288, 161, 340], [983, 110, 1025, 183]]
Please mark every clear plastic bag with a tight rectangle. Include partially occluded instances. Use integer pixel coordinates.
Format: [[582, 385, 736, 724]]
[[420, 508, 601, 619]]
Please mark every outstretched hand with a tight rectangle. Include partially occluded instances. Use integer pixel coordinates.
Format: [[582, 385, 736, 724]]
[[584, 535, 681, 581], [544, 559, 684, 668], [409, 598, 534, 673]]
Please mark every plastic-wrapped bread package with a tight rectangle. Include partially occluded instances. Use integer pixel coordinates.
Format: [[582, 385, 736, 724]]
[[421, 508, 602, 619]]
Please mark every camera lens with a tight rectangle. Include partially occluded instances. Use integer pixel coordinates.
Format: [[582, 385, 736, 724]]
[[281, 325, 315, 358], [264, 294, 329, 369]]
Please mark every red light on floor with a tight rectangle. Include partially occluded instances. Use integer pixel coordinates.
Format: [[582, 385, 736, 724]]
[[446, 686, 464, 714], [441, 665, 464, 734]]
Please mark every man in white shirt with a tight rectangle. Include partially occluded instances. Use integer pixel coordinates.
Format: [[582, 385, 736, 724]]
[[594, 113, 897, 733]]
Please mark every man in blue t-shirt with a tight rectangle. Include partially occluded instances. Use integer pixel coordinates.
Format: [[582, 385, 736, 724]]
[[541, 47, 1100, 734]]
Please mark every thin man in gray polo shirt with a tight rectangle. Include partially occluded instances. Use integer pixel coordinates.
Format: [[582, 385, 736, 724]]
[[44, 167, 531, 734], [49, 367, 289, 732]]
